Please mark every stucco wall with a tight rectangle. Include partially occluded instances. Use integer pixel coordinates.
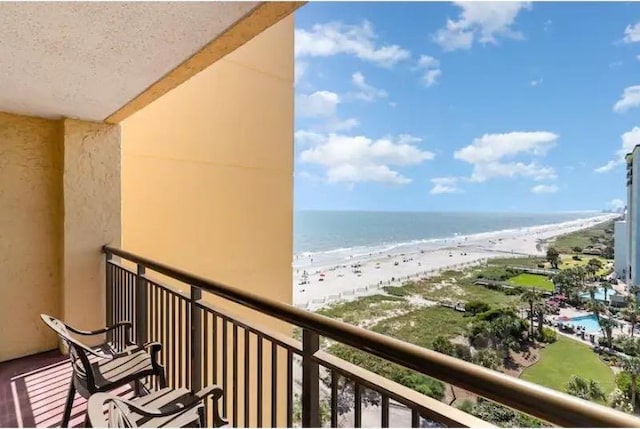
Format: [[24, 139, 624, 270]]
[[122, 15, 293, 309], [121, 15, 294, 425], [61, 119, 121, 339], [0, 112, 62, 361]]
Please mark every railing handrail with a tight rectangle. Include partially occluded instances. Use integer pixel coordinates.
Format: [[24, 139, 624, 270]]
[[103, 245, 640, 427]]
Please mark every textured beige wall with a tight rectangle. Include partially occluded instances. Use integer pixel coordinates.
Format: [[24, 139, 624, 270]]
[[0, 112, 62, 361], [122, 15, 294, 425], [122, 15, 293, 307], [61, 119, 121, 339]]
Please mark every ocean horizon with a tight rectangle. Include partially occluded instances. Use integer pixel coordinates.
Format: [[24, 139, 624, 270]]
[[293, 210, 604, 255]]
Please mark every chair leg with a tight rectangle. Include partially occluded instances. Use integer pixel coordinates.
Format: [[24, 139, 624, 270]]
[[61, 381, 76, 428], [83, 412, 92, 428], [134, 379, 143, 396], [197, 406, 205, 428], [158, 368, 167, 388]]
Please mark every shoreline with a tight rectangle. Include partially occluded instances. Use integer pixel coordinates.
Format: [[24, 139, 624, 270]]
[[293, 213, 617, 310]]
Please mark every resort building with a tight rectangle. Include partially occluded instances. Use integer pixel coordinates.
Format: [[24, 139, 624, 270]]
[[0, 2, 638, 428], [626, 148, 640, 286], [615, 219, 628, 278]]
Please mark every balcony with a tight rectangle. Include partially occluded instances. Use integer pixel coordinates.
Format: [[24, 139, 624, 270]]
[[2, 246, 640, 428]]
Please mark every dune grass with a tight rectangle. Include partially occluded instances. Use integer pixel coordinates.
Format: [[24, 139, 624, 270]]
[[508, 273, 554, 291], [521, 336, 615, 394], [371, 306, 469, 348]]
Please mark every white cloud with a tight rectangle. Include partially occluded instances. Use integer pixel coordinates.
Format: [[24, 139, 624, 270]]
[[531, 184, 558, 194], [623, 22, 640, 43], [295, 61, 308, 85], [351, 72, 388, 101], [295, 21, 411, 67], [454, 131, 557, 163], [299, 132, 434, 185], [609, 61, 623, 70], [453, 131, 558, 182], [594, 160, 618, 173], [296, 91, 340, 118], [613, 85, 640, 113], [637, 55, 640, 62], [434, 2, 531, 51], [609, 199, 625, 210], [415, 55, 442, 87], [530, 78, 543, 87], [595, 126, 640, 173], [430, 177, 462, 194], [295, 130, 326, 147], [324, 117, 360, 132], [389, 102, 398, 108]]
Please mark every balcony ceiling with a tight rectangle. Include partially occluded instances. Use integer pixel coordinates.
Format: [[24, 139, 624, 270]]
[[0, 2, 265, 123]]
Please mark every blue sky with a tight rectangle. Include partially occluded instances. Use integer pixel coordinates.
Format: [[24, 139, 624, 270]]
[[293, 1, 640, 212]]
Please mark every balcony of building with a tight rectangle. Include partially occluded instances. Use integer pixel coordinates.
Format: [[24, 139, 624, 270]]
[[2, 246, 640, 428], [2, 2, 640, 428]]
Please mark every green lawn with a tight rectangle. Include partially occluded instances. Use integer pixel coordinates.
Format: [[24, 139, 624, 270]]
[[521, 336, 615, 394], [508, 273, 554, 291], [558, 255, 611, 276]]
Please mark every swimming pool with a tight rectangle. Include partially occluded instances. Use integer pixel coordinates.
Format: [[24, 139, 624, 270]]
[[570, 314, 601, 332], [579, 286, 616, 302]]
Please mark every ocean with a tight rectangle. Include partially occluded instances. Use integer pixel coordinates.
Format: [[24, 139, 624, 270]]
[[294, 210, 600, 255]]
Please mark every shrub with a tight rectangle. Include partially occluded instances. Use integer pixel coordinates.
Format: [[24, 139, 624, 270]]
[[537, 327, 557, 344], [453, 343, 473, 361], [476, 308, 518, 322], [572, 246, 583, 253], [615, 372, 640, 400], [432, 335, 454, 356], [396, 371, 445, 399], [572, 255, 582, 261], [472, 349, 501, 370], [476, 266, 513, 282], [466, 300, 491, 315], [383, 286, 411, 297]]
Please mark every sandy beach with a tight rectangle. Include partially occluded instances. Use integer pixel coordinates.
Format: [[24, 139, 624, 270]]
[[293, 213, 618, 310]]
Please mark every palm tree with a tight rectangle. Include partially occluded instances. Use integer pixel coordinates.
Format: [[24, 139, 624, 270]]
[[585, 283, 598, 302], [566, 376, 606, 402], [534, 300, 546, 338], [623, 301, 639, 337], [586, 299, 606, 323], [521, 289, 541, 337], [622, 357, 640, 411], [599, 317, 615, 349]]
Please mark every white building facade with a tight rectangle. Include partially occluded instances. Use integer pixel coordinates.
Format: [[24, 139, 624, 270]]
[[615, 220, 628, 278], [626, 149, 640, 286]]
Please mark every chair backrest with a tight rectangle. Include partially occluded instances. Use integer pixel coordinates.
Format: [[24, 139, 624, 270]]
[[88, 393, 137, 428], [40, 314, 96, 386]]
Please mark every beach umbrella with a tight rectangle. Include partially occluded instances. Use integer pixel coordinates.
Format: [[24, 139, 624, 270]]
[[558, 316, 571, 321]]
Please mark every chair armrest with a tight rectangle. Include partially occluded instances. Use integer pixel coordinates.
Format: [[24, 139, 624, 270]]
[[67, 321, 133, 337], [195, 385, 228, 427], [107, 394, 203, 419]]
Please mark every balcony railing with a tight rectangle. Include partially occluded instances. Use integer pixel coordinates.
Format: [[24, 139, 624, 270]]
[[103, 245, 640, 428]]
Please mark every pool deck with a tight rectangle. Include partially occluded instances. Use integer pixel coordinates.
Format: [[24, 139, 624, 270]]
[[550, 308, 633, 339]]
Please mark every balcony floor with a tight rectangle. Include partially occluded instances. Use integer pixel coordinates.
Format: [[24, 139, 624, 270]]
[[0, 349, 132, 428]]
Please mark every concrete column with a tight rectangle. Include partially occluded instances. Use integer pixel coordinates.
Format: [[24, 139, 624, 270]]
[[61, 119, 121, 341]]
